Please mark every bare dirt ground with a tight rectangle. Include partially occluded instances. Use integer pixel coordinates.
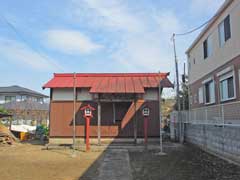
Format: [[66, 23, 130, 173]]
[[0, 141, 104, 180], [0, 141, 240, 180]]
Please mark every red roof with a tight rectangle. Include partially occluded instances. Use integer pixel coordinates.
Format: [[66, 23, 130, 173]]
[[43, 73, 173, 94]]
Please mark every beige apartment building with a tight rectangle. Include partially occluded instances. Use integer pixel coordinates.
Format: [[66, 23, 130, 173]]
[[186, 0, 240, 109]]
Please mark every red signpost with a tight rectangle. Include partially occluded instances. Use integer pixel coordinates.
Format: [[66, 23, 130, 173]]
[[80, 104, 95, 152], [142, 107, 150, 146]]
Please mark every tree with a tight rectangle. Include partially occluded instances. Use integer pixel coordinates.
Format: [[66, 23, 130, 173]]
[[0, 106, 12, 127], [0, 106, 9, 114], [174, 75, 189, 111]]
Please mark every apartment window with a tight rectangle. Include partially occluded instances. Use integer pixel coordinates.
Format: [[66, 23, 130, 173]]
[[220, 72, 235, 101], [5, 96, 16, 103], [21, 95, 27, 101], [218, 15, 231, 47], [198, 87, 203, 104], [204, 80, 215, 104], [203, 36, 212, 59]]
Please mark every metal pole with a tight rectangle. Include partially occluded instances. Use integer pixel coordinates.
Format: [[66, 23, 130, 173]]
[[97, 100, 101, 145], [134, 98, 137, 144], [172, 33, 182, 143], [183, 63, 186, 111], [221, 105, 225, 127], [144, 117, 148, 146], [86, 117, 90, 152], [159, 80, 163, 153], [73, 72, 76, 153], [113, 102, 116, 124]]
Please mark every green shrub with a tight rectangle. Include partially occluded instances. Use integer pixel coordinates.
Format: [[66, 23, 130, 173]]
[[36, 125, 49, 137]]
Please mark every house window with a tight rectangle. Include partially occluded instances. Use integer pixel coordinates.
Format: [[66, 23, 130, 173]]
[[203, 36, 212, 59], [37, 98, 43, 103], [220, 72, 235, 101], [218, 15, 231, 47], [5, 96, 16, 103], [198, 87, 203, 104], [204, 80, 215, 104]]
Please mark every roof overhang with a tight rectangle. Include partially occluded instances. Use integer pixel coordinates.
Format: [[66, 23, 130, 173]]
[[0, 113, 12, 118], [43, 72, 174, 94]]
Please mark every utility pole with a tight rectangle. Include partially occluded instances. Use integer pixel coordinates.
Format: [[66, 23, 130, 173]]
[[72, 72, 76, 156], [172, 33, 182, 142], [157, 79, 166, 155]]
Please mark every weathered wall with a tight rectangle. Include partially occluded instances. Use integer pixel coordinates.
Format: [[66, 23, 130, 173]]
[[52, 88, 74, 101], [77, 88, 93, 101], [52, 88, 159, 101], [143, 88, 158, 100], [49, 101, 160, 138], [185, 124, 240, 163]]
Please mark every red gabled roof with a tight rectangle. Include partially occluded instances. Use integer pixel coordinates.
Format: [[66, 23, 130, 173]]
[[43, 73, 173, 94]]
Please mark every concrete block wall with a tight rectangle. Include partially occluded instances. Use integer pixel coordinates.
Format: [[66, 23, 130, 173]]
[[185, 124, 240, 164]]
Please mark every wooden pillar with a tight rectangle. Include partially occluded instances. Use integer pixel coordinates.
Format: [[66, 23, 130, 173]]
[[134, 100, 137, 144], [97, 101, 101, 145]]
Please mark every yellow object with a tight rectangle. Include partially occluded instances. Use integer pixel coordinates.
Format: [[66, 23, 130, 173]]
[[20, 132, 28, 141]]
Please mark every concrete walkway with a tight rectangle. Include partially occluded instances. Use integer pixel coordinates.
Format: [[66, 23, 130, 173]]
[[97, 149, 133, 180]]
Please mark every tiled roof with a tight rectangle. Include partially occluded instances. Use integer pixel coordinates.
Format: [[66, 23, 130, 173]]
[[2, 101, 49, 111], [0, 85, 48, 98]]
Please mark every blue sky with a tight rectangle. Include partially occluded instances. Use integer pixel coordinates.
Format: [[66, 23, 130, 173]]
[[0, 0, 224, 97]]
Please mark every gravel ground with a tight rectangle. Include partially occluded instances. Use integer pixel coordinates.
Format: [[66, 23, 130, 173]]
[[129, 143, 240, 180]]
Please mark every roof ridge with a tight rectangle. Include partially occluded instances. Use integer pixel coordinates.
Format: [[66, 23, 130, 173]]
[[54, 72, 169, 78]]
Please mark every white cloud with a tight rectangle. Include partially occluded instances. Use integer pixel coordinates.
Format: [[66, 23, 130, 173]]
[[71, 0, 145, 33], [190, 0, 225, 15], [69, 0, 184, 72], [153, 10, 184, 34], [0, 37, 62, 71], [112, 35, 169, 71], [44, 29, 103, 55]]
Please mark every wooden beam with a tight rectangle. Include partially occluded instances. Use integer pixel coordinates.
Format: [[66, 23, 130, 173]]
[[97, 99, 134, 102], [97, 101, 101, 145]]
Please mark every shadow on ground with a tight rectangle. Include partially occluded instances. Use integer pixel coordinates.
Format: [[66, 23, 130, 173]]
[[79, 141, 240, 180]]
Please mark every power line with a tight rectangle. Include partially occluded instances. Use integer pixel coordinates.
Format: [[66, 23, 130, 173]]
[[174, 12, 218, 37], [0, 14, 65, 72], [175, 19, 211, 36]]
